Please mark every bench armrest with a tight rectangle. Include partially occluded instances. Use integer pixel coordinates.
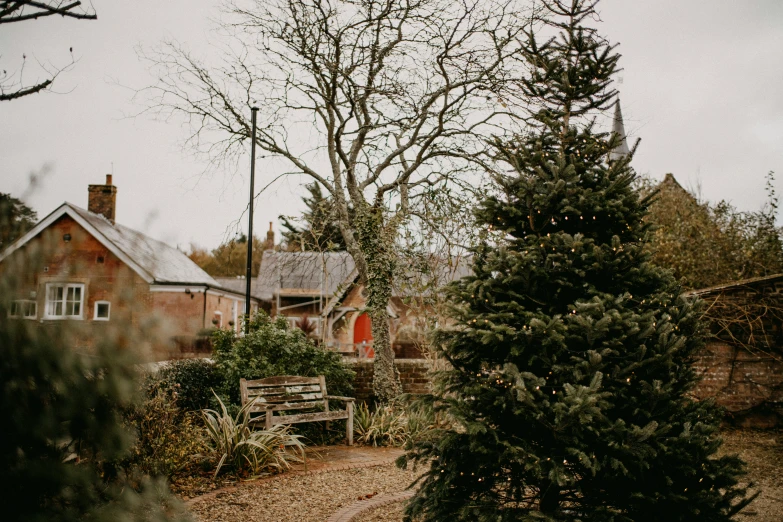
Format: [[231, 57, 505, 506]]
[[325, 395, 355, 402]]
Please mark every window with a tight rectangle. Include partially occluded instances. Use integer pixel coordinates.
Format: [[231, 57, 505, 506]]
[[94, 301, 111, 321], [9, 300, 37, 319], [45, 283, 85, 319]]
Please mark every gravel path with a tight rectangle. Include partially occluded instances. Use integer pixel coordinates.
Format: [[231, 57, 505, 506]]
[[721, 429, 783, 522], [188, 430, 780, 521], [188, 463, 418, 522]]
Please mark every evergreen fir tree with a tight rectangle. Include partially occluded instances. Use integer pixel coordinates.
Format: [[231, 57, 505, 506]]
[[401, 1, 754, 520], [280, 182, 346, 251]]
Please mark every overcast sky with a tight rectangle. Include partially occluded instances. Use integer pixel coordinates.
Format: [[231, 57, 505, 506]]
[[1, 0, 781, 251]]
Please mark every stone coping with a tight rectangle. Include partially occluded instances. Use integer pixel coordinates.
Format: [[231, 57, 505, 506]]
[[344, 357, 431, 366]]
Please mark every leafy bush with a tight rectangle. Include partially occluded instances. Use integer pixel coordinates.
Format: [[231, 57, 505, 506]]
[[202, 394, 306, 477], [354, 400, 446, 447], [155, 358, 222, 412], [354, 402, 407, 446], [123, 377, 209, 478], [212, 312, 354, 403], [0, 272, 188, 521]]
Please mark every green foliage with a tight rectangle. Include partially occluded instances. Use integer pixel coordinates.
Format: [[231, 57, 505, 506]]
[[202, 393, 306, 477], [0, 291, 188, 521], [155, 358, 222, 412], [212, 312, 354, 404], [355, 400, 447, 447], [641, 171, 783, 289], [0, 192, 37, 250], [281, 182, 347, 251], [401, 1, 754, 520], [187, 234, 265, 277], [354, 402, 407, 446], [122, 376, 209, 478]]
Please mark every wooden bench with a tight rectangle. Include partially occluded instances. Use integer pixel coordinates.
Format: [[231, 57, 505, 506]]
[[240, 375, 355, 445]]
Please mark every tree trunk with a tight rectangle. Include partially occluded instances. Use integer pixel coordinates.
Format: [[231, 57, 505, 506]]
[[354, 205, 401, 402], [367, 275, 401, 402], [539, 479, 560, 514]]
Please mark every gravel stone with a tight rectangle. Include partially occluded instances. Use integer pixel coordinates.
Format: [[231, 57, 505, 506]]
[[189, 464, 417, 522]]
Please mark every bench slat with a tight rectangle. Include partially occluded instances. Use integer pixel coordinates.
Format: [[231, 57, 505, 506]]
[[246, 376, 321, 386], [247, 385, 322, 395], [247, 400, 326, 412], [252, 394, 324, 404], [262, 409, 350, 426]]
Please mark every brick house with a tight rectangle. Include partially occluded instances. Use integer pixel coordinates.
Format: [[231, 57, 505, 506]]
[[0, 175, 259, 361]]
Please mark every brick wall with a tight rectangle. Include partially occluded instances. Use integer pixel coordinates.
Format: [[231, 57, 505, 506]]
[[87, 176, 117, 222], [692, 341, 783, 427], [345, 344, 783, 427], [347, 358, 432, 401]]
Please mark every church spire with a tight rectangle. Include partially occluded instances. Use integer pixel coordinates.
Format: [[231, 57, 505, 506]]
[[609, 98, 630, 161]]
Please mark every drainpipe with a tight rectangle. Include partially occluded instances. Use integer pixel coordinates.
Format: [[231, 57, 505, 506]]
[[202, 285, 210, 328]]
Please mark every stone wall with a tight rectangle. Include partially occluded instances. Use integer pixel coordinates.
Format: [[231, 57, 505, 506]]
[[347, 358, 432, 401], [692, 341, 783, 427], [345, 343, 783, 427]]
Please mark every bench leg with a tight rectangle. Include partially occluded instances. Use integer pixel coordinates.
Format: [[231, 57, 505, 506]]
[[346, 402, 354, 446], [265, 410, 273, 430]]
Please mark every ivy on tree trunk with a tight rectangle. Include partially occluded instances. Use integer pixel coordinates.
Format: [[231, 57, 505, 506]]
[[356, 204, 401, 402]]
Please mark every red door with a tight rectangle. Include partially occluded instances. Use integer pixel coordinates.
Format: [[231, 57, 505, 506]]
[[353, 313, 374, 358]]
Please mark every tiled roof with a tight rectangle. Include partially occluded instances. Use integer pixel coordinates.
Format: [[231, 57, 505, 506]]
[[66, 203, 219, 285], [255, 251, 356, 301], [255, 250, 474, 302], [213, 276, 263, 299]]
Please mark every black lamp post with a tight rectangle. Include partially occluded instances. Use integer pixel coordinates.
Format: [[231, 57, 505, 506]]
[[245, 107, 259, 331]]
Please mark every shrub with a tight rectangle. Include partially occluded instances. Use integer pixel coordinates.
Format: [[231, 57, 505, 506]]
[[155, 358, 222, 412], [123, 377, 209, 478], [202, 394, 306, 477], [355, 400, 445, 447], [212, 312, 354, 403], [354, 402, 406, 446], [0, 271, 188, 521]]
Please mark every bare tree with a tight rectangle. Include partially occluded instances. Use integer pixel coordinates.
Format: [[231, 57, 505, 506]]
[[139, 0, 533, 401], [0, 1, 97, 101]]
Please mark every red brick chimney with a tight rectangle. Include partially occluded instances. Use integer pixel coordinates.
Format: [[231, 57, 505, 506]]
[[88, 174, 117, 223], [266, 222, 275, 250]]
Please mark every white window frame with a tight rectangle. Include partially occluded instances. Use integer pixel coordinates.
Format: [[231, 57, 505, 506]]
[[44, 283, 85, 320], [9, 299, 37, 319], [213, 310, 223, 328], [93, 301, 111, 321]]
